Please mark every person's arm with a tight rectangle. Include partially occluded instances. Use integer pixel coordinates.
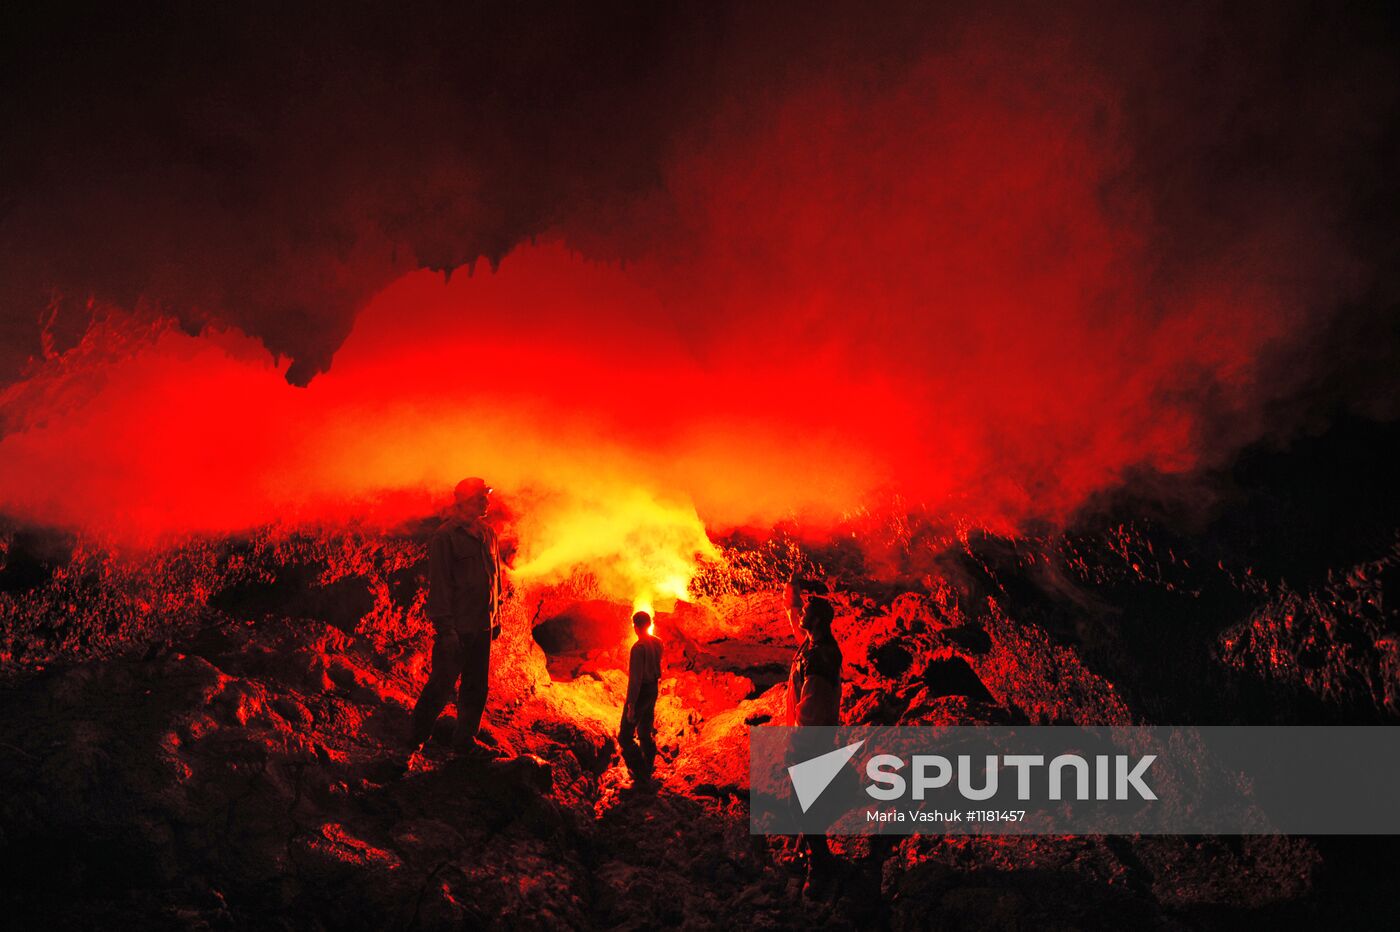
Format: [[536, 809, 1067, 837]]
[[492, 529, 503, 607], [425, 531, 453, 620], [783, 571, 803, 641], [623, 644, 643, 724], [487, 529, 503, 639], [784, 650, 802, 727]]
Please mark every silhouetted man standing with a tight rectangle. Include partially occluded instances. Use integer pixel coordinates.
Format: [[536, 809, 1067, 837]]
[[619, 610, 664, 783], [784, 572, 844, 898], [409, 477, 502, 756]]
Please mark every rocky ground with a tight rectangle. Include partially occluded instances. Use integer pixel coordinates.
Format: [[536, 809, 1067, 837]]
[[1, 521, 1397, 929]]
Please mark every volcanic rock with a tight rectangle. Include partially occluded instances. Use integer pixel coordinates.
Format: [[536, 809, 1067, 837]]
[[0, 523, 1365, 927]]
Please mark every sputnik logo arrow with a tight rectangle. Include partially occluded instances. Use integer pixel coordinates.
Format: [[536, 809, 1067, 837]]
[[788, 739, 866, 813]]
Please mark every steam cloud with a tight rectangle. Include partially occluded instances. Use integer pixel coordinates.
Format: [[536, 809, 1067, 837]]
[[1, 1, 1397, 542]]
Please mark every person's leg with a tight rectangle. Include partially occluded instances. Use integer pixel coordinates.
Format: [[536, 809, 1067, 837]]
[[799, 832, 836, 899], [637, 682, 658, 776], [802, 833, 833, 866], [451, 629, 491, 750], [784, 728, 839, 893], [618, 704, 642, 774], [410, 626, 464, 747], [800, 748, 846, 896]]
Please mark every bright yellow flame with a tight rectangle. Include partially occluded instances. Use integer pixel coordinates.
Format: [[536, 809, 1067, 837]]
[[512, 485, 720, 612]]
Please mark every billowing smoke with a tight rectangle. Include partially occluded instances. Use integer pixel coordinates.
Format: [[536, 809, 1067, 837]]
[[1, 2, 1397, 592]]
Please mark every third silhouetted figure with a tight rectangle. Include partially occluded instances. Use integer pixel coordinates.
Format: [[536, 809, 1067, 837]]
[[784, 574, 842, 729], [784, 571, 844, 897]]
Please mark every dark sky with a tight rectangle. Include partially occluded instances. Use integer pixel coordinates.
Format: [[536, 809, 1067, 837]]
[[0, 2, 722, 382]]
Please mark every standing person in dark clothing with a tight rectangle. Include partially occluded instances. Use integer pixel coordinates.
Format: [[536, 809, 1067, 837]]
[[784, 575, 842, 728], [619, 610, 664, 784], [784, 572, 844, 897], [409, 477, 503, 756]]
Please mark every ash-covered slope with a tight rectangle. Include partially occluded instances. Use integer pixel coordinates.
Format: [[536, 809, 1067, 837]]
[[0, 518, 1395, 928]]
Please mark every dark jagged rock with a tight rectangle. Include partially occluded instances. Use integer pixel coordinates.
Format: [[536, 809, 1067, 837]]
[[918, 656, 994, 703], [3, 521, 1392, 926]]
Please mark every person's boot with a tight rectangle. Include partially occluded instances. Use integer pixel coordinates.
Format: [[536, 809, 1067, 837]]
[[457, 741, 494, 760], [476, 724, 502, 751], [450, 724, 499, 759]]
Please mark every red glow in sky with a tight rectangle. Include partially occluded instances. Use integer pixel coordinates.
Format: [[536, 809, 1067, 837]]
[[0, 14, 1366, 567]]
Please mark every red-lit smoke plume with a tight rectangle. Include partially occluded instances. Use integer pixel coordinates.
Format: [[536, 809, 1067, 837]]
[[1, 2, 1396, 601]]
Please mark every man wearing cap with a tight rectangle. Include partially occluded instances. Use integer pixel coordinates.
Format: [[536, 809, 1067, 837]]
[[409, 477, 503, 756]]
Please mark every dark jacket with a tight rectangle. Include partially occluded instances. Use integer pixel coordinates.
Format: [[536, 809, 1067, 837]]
[[786, 637, 842, 726], [425, 517, 501, 629], [624, 633, 664, 717]]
